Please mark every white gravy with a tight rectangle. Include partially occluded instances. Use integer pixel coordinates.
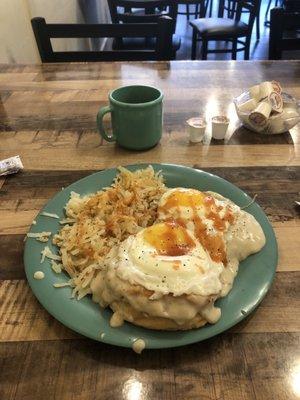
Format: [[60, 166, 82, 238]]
[[90, 192, 266, 329], [110, 312, 124, 328], [33, 271, 45, 280], [132, 339, 146, 354]]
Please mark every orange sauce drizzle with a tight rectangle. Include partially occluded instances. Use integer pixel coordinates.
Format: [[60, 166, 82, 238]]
[[159, 189, 235, 265], [143, 222, 196, 257]]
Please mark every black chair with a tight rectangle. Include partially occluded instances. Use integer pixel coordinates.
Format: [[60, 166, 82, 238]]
[[107, 0, 180, 57], [31, 16, 174, 62], [222, 0, 261, 40], [177, 0, 211, 20], [269, 7, 300, 59], [190, 0, 260, 60], [264, 0, 282, 26]]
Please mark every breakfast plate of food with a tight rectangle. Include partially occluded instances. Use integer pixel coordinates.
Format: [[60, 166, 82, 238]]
[[24, 164, 278, 351]]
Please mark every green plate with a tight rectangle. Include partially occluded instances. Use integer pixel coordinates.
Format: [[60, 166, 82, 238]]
[[24, 164, 278, 349]]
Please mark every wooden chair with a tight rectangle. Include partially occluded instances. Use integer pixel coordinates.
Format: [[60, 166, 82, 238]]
[[189, 0, 260, 60], [269, 7, 300, 59], [107, 0, 180, 57], [31, 16, 174, 62]]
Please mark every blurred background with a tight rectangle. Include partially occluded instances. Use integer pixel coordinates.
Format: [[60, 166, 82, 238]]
[[0, 0, 299, 63]]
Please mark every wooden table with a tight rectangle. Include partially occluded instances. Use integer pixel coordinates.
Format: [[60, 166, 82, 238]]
[[0, 61, 299, 400]]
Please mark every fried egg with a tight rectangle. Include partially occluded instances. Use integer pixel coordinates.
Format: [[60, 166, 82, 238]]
[[91, 221, 224, 328], [158, 188, 266, 295], [157, 188, 235, 265], [105, 222, 224, 298], [91, 187, 266, 330]]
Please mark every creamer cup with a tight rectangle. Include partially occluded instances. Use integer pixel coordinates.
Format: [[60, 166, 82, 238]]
[[259, 81, 274, 99], [187, 117, 206, 143], [211, 116, 229, 139], [249, 101, 272, 126], [268, 91, 283, 113], [238, 98, 257, 113]]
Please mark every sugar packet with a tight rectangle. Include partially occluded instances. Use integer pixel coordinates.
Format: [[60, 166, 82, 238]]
[[0, 156, 24, 176]]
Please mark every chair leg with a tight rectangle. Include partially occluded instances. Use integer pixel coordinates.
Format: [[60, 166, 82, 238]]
[[264, 0, 272, 22], [228, 0, 233, 18], [191, 29, 197, 60], [244, 40, 250, 60], [209, 0, 213, 17], [256, 7, 260, 41], [232, 40, 237, 60], [231, 0, 236, 18], [228, 0, 231, 18], [186, 4, 190, 20], [201, 39, 208, 60]]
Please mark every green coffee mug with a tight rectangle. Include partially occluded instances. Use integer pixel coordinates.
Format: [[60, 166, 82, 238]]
[[97, 85, 163, 150]]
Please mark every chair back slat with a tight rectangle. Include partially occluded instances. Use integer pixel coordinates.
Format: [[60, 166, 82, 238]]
[[118, 12, 167, 23], [218, 0, 260, 25], [45, 22, 166, 38], [108, 0, 178, 32], [110, 0, 174, 7], [269, 8, 300, 59], [219, 0, 261, 35], [281, 11, 300, 28], [31, 16, 174, 62], [235, 0, 260, 19]]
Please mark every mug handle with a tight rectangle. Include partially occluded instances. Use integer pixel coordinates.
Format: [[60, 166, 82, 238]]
[[96, 106, 116, 142]]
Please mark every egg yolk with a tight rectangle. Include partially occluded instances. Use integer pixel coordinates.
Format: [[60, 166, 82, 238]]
[[160, 188, 206, 210], [143, 222, 196, 257], [158, 189, 235, 265]]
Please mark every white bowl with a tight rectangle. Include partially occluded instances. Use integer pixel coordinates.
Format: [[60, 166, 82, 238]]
[[233, 91, 300, 134]]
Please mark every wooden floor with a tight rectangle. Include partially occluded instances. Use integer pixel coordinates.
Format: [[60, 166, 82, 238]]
[[175, 0, 299, 60]]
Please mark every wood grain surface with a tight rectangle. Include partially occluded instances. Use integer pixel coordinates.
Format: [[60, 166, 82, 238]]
[[0, 61, 300, 400]]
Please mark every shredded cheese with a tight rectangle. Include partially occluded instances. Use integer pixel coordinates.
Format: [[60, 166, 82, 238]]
[[51, 260, 62, 274], [27, 232, 52, 242], [53, 281, 71, 288], [59, 218, 76, 225], [41, 211, 60, 219], [27, 232, 52, 238], [37, 237, 50, 243], [241, 194, 258, 210], [41, 246, 62, 263]]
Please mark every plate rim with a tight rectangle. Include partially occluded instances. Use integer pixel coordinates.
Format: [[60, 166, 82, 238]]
[[24, 163, 278, 349]]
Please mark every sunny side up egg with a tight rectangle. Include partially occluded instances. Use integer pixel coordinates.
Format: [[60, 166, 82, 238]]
[[91, 221, 225, 328], [157, 188, 234, 265], [90, 187, 266, 330], [111, 222, 224, 299], [157, 188, 266, 296]]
